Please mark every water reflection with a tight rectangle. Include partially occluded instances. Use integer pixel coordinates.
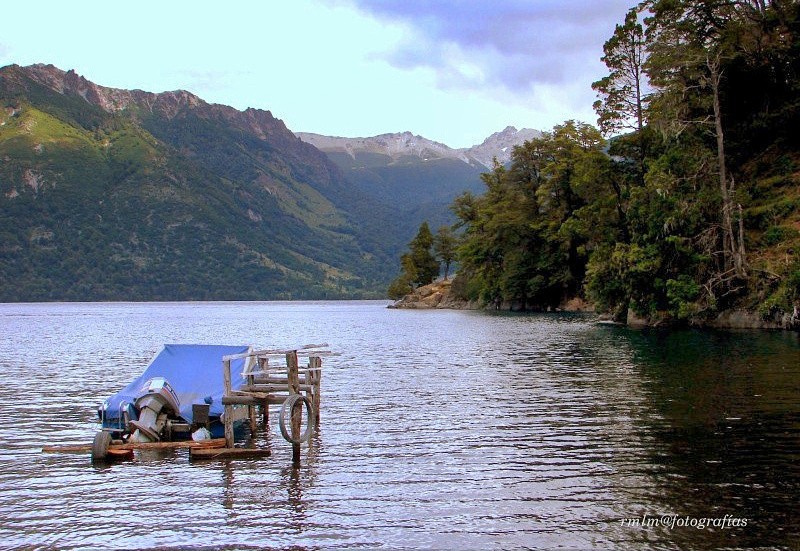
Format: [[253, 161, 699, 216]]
[[612, 327, 800, 549]]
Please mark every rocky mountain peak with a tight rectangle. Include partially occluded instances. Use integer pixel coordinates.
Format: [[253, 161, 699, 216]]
[[2, 64, 308, 153], [465, 126, 541, 167], [296, 130, 458, 163], [10, 64, 205, 118], [297, 126, 540, 169]]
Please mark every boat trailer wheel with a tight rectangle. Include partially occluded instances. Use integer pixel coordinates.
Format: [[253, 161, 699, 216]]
[[279, 394, 315, 444], [91, 431, 112, 462]]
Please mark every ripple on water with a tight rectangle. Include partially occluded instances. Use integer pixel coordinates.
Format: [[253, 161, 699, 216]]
[[0, 302, 798, 549]]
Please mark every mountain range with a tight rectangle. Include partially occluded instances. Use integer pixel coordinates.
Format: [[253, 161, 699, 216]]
[[296, 127, 540, 233], [296, 126, 541, 170], [0, 64, 539, 301]]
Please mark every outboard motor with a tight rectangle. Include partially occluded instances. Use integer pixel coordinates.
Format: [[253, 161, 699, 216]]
[[129, 377, 180, 442]]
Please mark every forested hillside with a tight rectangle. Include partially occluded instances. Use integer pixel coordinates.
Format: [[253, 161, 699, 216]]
[[321, 151, 484, 242], [0, 64, 398, 301], [446, 0, 800, 328]]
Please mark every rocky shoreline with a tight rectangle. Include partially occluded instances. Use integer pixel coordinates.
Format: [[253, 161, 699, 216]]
[[389, 280, 799, 331], [388, 280, 594, 313], [387, 280, 471, 310]]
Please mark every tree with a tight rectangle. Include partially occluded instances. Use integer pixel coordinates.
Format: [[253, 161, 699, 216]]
[[452, 121, 609, 310], [387, 262, 414, 299], [592, 4, 651, 215], [409, 221, 440, 286], [592, 7, 649, 137], [433, 225, 458, 280], [645, 0, 750, 297], [387, 221, 440, 297]]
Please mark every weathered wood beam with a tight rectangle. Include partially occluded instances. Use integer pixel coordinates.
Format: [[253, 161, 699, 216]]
[[190, 447, 272, 460], [43, 438, 226, 454]]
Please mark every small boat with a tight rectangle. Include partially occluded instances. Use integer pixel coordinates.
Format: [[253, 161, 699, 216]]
[[93, 344, 253, 460]]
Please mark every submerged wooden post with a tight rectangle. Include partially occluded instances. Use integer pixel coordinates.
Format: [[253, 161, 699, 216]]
[[286, 350, 301, 463], [246, 358, 256, 437], [309, 356, 322, 426], [223, 358, 234, 448], [259, 356, 269, 426], [247, 404, 257, 436]]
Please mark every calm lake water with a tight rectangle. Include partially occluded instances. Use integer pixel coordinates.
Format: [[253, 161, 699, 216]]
[[0, 301, 798, 550]]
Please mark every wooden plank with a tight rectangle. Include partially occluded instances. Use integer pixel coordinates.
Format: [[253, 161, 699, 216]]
[[259, 357, 270, 426], [42, 438, 226, 454], [246, 365, 256, 436], [222, 344, 331, 361], [222, 395, 261, 406], [286, 350, 299, 395], [189, 447, 272, 460], [223, 394, 289, 406], [248, 404, 257, 436], [252, 375, 295, 383], [241, 383, 314, 393], [251, 375, 310, 385], [42, 443, 98, 453]]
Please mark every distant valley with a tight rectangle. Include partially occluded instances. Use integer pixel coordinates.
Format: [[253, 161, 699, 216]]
[[297, 127, 540, 235]]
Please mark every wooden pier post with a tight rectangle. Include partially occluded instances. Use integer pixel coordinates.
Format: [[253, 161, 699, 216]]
[[259, 356, 269, 427], [286, 350, 301, 463], [246, 360, 256, 437], [223, 358, 234, 448], [309, 356, 322, 426]]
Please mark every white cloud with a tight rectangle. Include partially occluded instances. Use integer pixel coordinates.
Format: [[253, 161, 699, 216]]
[[335, 0, 634, 111]]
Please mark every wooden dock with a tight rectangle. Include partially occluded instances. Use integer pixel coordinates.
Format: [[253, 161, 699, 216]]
[[219, 345, 328, 463], [44, 344, 329, 464]]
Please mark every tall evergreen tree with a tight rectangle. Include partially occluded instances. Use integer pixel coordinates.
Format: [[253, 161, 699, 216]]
[[433, 226, 458, 280], [409, 221, 440, 286], [387, 221, 440, 298], [592, 4, 651, 199], [592, 7, 649, 137]]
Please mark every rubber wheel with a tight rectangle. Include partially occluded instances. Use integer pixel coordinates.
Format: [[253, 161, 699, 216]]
[[279, 394, 315, 444], [91, 431, 112, 461]]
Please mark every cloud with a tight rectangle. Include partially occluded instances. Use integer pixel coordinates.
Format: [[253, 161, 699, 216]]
[[336, 0, 633, 97]]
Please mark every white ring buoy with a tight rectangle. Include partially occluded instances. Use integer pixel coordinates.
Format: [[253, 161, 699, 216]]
[[279, 394, 315, 444]]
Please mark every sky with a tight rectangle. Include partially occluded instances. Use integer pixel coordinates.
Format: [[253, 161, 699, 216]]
[[0, 0, 635, 148]]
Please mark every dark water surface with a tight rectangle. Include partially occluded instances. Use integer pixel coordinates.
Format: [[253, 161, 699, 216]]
[[0, 301, 798, 550]]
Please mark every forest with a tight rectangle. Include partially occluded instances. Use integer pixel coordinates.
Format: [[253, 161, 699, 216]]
[[0, 65, 399, 301], [392, 0, 800, 326]]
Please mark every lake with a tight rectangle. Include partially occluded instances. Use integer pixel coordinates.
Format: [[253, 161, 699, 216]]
[[0, 301, 798, 549]]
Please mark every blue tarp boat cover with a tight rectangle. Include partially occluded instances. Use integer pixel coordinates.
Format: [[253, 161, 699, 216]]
[[102, 344, 251, 424]]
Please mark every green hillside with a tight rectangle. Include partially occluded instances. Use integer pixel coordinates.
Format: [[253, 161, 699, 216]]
[[0, 64, 395, 301]]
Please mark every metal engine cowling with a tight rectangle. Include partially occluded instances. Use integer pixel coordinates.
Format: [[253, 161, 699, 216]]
[[128, 377, 181, 442]]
